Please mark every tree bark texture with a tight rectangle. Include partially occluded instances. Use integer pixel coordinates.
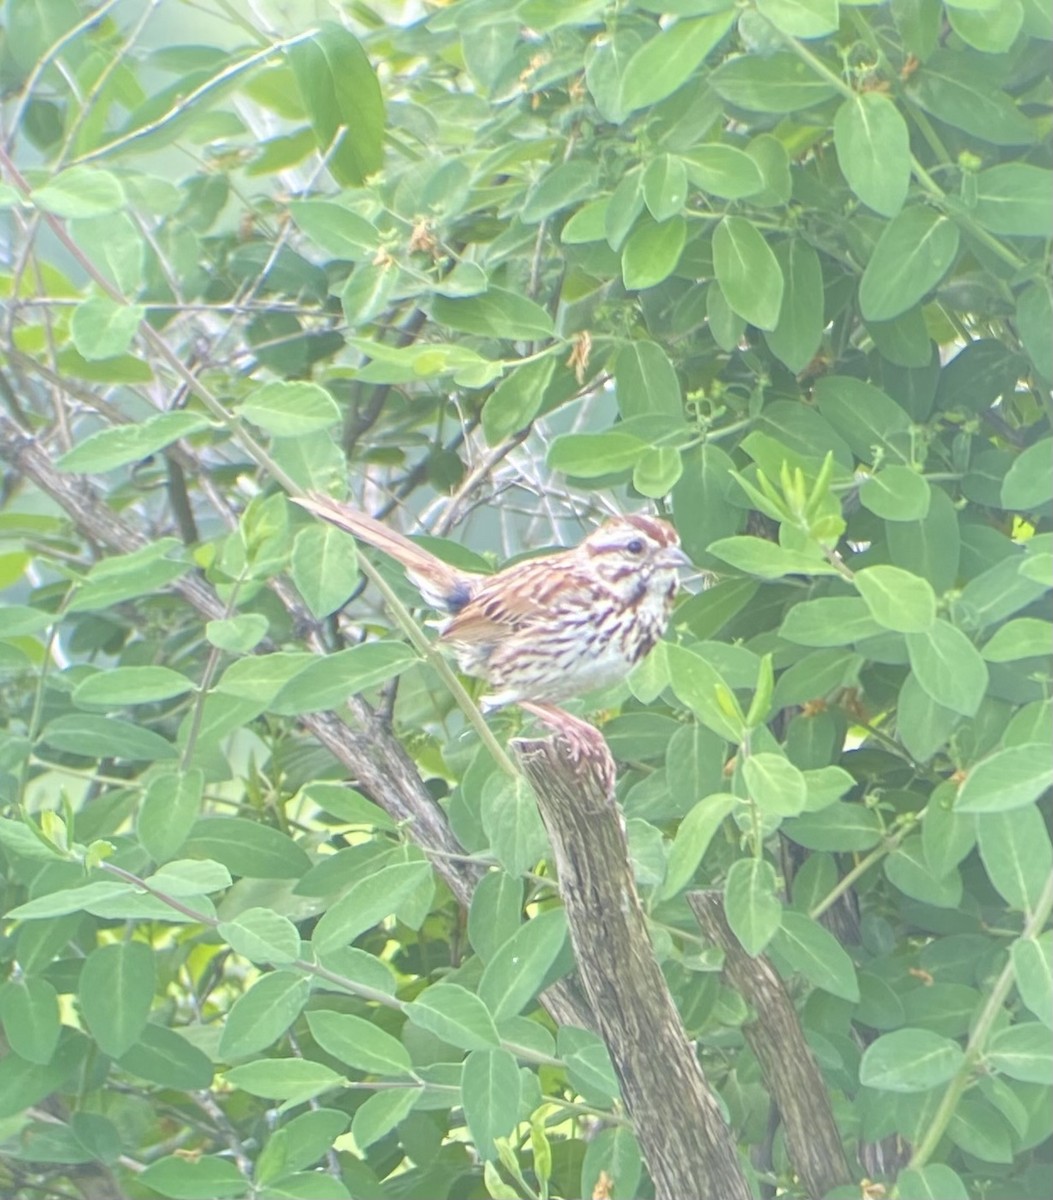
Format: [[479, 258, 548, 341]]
[[688, 889, 852, 1200], [513, 734, 753, 1200]]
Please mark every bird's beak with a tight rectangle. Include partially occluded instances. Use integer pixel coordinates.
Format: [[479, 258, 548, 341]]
[[659, 547, 693, 570]]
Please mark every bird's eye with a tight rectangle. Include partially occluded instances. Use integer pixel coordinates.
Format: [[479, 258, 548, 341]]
[[626, 538, 645, 555]]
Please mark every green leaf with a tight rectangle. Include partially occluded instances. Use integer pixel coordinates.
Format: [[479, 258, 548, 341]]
[[56, 411, 211, 473], [119, 1023, 214, 1090], [558, 1025, 620, 1103], [139, 1155, 248, 1200], [287, 24, 384, 187], [405, 983, 501, 1051], [681, 144, 764, 200], [581, 1127, 642, 1200], [79, 941, 155, 1057], [239, 382, 341, 436], [39, 713, 177, 761], [770, 910, 859, 1001], [618, 10, 736, 112], [254, 1109, 349, 1186], [860, 1028, 964, 1092], [922, 784, 976, 878], [779, 597, 882, 646], [1012, 934, 1053, 1028], [859, 207, 960, 322], [219, 972, 312, 1059], [643, 154, 689, 222], [895, 1164, 969, 1200], [147, 858, 231, 896], [522, 160, 597, 223], [886, 836, 962, 908], [311, 858, 433, 953], [982, 618, 1053, 662], [615, 341, 683, 421], [708, 536, 833, 579], [306, 1010, 412, 1077], [659, 794, 736, 900], [972, 164, 1052, 238], [1002, 439, 1053, 511], [783, 804, 884, 852], [350, 1086, 422, 1149], [859, 467, 931, 521], [622, 215, 686, 290], [710, 52, 839, 112], [70, 295, 143, 361], [756, 0, 840, 39], [947, 0, 1024, 53], [481, 773, 548, 877], [287, 200, 379, 260], [32, 166, 125, 217], [217, 908, 301, 965], [184, 817, 312, 879], [665, 642, 744, 741], [634, 447, 683, 498], [431, 287, 554, 340], [478, 908, 569, 1021], [291, 523, 359, 620], [268, 643, 417, 714], [855, 565, 936, 632], [906, 48, 1034, 146], [5, 880, 133, 919], [460, 1049, 521, 1159], [764, 239, 823, 373], [833, 92, 910, 217], [986, 1023, 1053, 1085], [712, 216, 783, 331], [743, 752, 807, 817], [956, 744, 1053, 813], [138, 770, 203, 863], [548, 431, 646, 476], [906, 619, 989, 717], [72, 665, 194, 707], [0, 976, 61, 1064], [813, 375, 912, 463], [205, 613, 269, 653], [976, 805, 1052, 912], [724, 858, 782, 956], [481, 356, 556, 445], [1016, 282, 1052, 381], [887, 486, 961, 593], [224, 1057, 344, 1104]]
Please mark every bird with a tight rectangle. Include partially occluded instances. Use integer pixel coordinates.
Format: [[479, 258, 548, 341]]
[[293, 493, 690, 749]]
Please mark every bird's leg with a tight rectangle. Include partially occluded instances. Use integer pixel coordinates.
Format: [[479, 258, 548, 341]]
[[519, 702, 615, 793]]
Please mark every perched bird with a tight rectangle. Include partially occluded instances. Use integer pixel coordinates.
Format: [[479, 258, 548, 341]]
[[294, 494, 690, 715]]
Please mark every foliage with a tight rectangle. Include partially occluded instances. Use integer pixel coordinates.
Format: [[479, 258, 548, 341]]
[[0, 1, 1051, 1198]]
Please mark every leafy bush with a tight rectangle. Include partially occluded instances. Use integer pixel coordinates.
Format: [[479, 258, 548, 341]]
[[0, 1, 1050, 1198]]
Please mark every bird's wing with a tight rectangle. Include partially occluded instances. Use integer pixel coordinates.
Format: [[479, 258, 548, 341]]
[[440, 554, 581, 644]]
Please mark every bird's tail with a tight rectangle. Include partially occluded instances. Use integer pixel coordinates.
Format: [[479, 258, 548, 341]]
[[292, 493, 471, 610]]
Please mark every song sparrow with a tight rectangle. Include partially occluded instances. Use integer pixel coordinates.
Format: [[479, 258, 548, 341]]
[[294, 494, 690, 711]]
